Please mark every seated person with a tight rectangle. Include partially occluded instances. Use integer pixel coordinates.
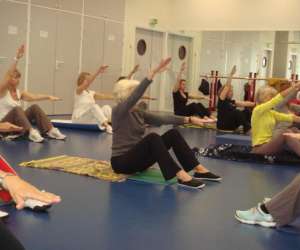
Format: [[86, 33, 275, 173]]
[[0, 123, 61, 249], [72, 65, 113, 133], [110, 58, 221, 190], [251, 83, 300, 156], [0, 45, 65, 142], [172, 62, 215, 120], [217, 66, 255, 133], [235, 174, 300, 228]]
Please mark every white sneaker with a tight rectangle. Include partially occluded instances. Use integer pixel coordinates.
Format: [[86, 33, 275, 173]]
[[0, 210, 9, 218], [29, 129, 44, 143], [235, 203, 276, 228], [47, 127, 66, 140], [105, 125, 113, 134]]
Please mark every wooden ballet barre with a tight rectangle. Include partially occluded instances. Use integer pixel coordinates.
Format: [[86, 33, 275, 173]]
[[200, 75, 269, 81]]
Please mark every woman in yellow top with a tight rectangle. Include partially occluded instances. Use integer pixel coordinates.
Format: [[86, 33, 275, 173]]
[[251, 82, 300, 155]]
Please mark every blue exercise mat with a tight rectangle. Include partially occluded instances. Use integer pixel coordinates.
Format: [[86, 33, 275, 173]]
[[216, 134, 251, 145], [51, 119, 103, 131]]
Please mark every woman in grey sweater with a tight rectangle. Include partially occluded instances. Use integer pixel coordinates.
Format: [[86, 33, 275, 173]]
[[110, 58, 221, 189]]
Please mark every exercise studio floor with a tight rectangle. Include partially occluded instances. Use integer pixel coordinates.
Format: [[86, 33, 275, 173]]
[[1, 126, 300, 250]]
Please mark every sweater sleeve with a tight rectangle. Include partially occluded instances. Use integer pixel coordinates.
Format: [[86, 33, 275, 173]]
[[114, 78, 152, 117], [142, 111, 185, 126], [254, 94, 284, 115], [273, 111, 294, 123], [275, 90, 297, 112]]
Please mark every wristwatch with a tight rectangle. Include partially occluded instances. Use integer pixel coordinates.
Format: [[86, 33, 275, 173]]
[[0, 173, 15, 189]]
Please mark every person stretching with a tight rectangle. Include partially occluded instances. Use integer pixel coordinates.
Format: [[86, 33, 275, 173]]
[[110, 58, 221, 190]]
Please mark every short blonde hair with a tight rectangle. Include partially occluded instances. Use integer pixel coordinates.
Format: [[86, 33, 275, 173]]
[[113, 79, 140, 102], [256, 86, 278, 104], [77, 72, 90, 86], [268, 78, 290, 91]]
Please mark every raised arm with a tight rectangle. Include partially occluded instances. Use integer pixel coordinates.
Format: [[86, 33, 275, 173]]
[[115, 58, 172, 116], [235, 100, 256, 108], [0, 45, 24, 96], [219, 65, 237, 100], [127, 64, 139, 79], [76, 65, 109, 95], [173, 62, 185, 92], [275, 85, 298, 111], [188, 94, 210, 101], [21, 91, 60, 102]]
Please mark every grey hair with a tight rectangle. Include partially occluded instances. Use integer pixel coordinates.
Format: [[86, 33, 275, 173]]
[[256, 86, 278, 104], [113, 79, 140, 103]]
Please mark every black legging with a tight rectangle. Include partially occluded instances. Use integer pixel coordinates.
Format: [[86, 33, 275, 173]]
[[176, 103, 211, 118], [0, 221, 25, 250], [111, 129, 199, 180], [217, 109, 251, 133]]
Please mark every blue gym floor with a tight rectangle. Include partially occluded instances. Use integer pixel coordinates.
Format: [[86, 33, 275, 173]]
[[1, 125, 300, 250]]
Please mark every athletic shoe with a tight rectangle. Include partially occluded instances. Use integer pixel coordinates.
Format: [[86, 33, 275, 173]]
[[0, 210, 9, 218], [29, 129, 44, 143], [235, 204, 276, 228], [193, 172, 222, 182], [105, 125, 113, 134], [177, 178, 206, 189], [47, 127, 66, 140]]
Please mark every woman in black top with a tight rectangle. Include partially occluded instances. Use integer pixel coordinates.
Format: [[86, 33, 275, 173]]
[[217, 66, 255, 133], [172, 63, 215, 121]]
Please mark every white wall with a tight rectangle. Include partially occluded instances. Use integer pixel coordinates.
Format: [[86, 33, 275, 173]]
[[171, 0, 300, 30]]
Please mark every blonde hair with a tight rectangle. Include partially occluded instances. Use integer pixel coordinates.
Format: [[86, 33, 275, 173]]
[[113, 79, 140, 102], [10, 69, 21, 79], [256, 86, 278, 104], [267, 78, 290, 91], [77, 72, 90, 86]]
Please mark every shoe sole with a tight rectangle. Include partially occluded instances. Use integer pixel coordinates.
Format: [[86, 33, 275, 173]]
[[234, 213, 276, 228], [177, 183, 206, 190], [193, 177, 222, 182]]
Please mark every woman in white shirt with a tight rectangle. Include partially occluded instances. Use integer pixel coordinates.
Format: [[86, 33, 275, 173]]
[[0, 45, 66, 142], [72, 65, 113, 133]]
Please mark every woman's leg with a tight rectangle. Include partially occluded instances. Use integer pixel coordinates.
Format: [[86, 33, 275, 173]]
[[0, 221, 25, 250], [252, 129, 300, 156], [1, 107, 31, 134], [25, 104, 52, 134], [112, 133, 186, 180], [266, 175, 300, 226], [186, 103, 210, 118]]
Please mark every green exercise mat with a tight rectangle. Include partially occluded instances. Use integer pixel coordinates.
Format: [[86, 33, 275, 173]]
[[128, 168, 177, 185]]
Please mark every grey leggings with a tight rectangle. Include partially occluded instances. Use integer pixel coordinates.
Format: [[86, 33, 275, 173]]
[[252, 128, 300, 156]]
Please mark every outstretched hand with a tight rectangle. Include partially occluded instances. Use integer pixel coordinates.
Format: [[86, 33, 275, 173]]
[[230, 65, 237, 76], [153, 58, 172, 73], [98, 65, 109, 74], [283, 132, 300, 140], [132, 64, 140, 73], [3, 175, 61, 210], [0, 122, 23, 133], [16, 45, 25, 60], [48, 96, 61, 101]]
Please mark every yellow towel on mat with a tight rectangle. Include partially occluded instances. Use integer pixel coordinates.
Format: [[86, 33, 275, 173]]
[[19, 155, 126, 182]]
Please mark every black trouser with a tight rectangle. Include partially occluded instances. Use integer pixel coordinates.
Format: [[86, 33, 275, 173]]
[[111, 129, 199, 180], [176, 103, 211, 118], [218, 109, 251, 133], [0, 221, 25, 250]]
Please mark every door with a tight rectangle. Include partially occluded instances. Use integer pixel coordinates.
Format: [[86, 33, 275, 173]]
[[0, 1, 27, 90], [28, 6, 57, 114], [135, 28, 163, 111], [166, 34, 192, 111], [53, 12, 81, 114]]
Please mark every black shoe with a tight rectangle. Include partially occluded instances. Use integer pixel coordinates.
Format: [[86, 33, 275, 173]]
[[193, 172, 222, 182], [177, 178, 205, 189]]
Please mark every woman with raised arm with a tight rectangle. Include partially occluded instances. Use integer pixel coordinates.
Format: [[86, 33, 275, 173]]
[[251, 83, 300, 156], [217, 65, 254, 134], [110, 58, 221, 190], [0, 45, 66, 142], [72, 65, 114, 133], [172, 62, 215, 121]]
